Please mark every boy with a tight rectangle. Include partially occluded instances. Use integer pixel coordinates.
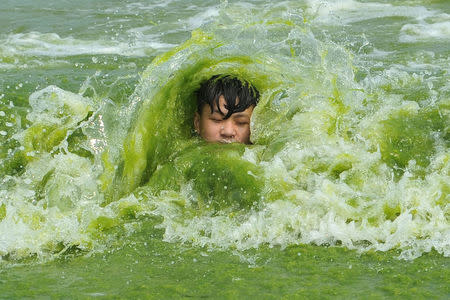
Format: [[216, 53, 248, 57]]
[[194, 75, 260, 144]]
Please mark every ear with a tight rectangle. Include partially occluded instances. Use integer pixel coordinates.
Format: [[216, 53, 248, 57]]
[[194, 112, 200, 134]]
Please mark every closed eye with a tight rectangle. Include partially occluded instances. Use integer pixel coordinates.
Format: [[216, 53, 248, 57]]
[[236, 121, 249, 125], [210, 118, 223, 123], [234, 118, 250, 125]]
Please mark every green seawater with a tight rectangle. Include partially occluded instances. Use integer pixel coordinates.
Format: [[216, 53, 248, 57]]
[[1, 0, 449, 298], [1, 220, 448, 298]]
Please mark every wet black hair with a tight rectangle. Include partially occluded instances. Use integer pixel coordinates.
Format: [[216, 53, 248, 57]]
[[196, 75, 260, 119]]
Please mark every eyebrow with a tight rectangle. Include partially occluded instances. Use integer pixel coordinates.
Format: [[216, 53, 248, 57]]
[[211, 111, 249, 120], [231, 113, 249, 118]]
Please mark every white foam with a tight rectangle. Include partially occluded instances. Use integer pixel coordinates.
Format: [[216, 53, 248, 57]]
[[0, 32, 175, 58], [186, 7, 220, 29], [306, 0, 435, 24], [123, 0, 174, 12], [400, 20, 450, 43], [154, 147, 449, 260]]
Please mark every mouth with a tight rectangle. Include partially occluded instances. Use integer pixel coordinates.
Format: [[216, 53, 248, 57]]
[[220, 139, 237, 144]]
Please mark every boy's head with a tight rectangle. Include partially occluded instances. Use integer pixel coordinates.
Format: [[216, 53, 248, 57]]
[[194, 75, 260, 144]]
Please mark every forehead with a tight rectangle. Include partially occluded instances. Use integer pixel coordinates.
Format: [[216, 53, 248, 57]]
[[205, 95, 239, 112], [200, 102, 254, 117]]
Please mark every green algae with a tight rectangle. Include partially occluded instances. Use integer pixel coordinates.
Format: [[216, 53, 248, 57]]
[[0, 204, 5, 222], [368, 102, 448, 178], [183, 144, 263, 210], [0, 0, 448, 267]]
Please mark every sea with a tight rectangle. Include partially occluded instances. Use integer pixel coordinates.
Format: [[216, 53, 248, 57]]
[[0, 0, 449, 298]]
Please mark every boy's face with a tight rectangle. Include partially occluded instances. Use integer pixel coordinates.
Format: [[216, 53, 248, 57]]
[[194, 95, 254, 144]]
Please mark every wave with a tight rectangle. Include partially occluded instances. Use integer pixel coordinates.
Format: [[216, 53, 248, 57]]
[[400, 18, 450, 43], [0, 1, 448, 263], [0, 31, 174, 58]]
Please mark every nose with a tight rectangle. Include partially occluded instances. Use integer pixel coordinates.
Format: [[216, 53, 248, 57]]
[[220, 120, 236, 138]]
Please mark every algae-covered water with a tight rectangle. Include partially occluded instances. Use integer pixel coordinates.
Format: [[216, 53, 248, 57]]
[[1, 0, 449, 298]]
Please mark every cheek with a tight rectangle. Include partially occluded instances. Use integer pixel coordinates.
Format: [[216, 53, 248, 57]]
[[237, 125, 251, 138], [240, 124, 251, 134], [201, 120, 220, 136]]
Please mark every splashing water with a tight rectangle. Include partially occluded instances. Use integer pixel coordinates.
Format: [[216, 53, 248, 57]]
[[0, 0, 448, 263]]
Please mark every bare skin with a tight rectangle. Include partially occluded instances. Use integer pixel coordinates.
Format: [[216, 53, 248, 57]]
[[194, 95, 254, 144]]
